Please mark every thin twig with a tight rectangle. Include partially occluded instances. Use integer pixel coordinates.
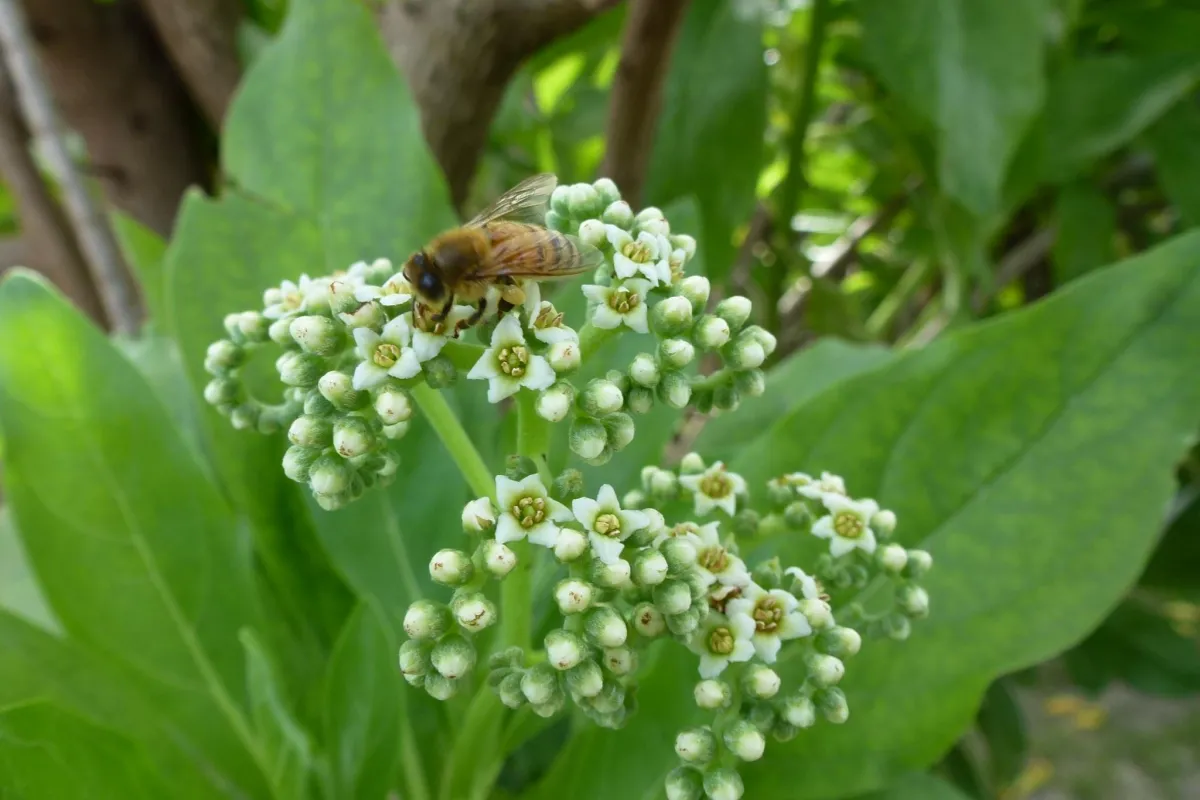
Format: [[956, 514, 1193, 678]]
[[810, 179, 919, 279], [0, 0, 140, 333], [599, 0, 691, 209]]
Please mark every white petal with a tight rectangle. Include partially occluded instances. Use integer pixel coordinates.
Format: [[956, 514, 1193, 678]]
[[729, 640, 755, 663], [467, 349, 500, 380], [779, 612, 812, 640], [619, 508, 650, 535], [547, 497, 574, 523], [696, 523, 721, 548], [490, 313, 525, 348], [613, 252, 640, 279], [857, 528, 878, 554], [495, 476, 524, 508], [720, 560, 752, 588], [355, 285, 382, 302], [698, 654, 728, 679], [713, 493, 737, 516], [589, 533, 625, 565], [380, 294, 411, 307], [487, 376, 522, 403], [822, 494, 854, 515], [573, 497, 602, 529], [495, 515, 525, 544], [769, 589, 799, 613], [527, 521, 561, 548], [725, 598, 753, 618], [753, 634, 782, 663], [728, 473, 748, 495], [678, 474, 702, 493], [412, 330, 447, 362], [811, 516, 835, 539], [381, 315, 412, 346], [521, 356, 556, 391], [591, 305, 622, 329], [829, 536, 855, 557], [729, 612, 756, 640], [606, 226, 632, 250], [516, 473, 549, 497], [534, 326, 577, 345], [624, 302, 649, 334], [352, 361, 387, 391], [624, 278, 653, 295], [387, 349, 422, 380], [353, 327, 380, 357], [596, 484, 620, 511], [522, 282, 542, 322], [581, 284, 610, 304], [694, 567, 718, 589]]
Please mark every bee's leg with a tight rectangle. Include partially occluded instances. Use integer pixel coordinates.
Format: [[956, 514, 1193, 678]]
[[498, 281, 526, 309], [497, 298, 515, 316], [431, 295, 454, 324], [458, 297, 488, 334]]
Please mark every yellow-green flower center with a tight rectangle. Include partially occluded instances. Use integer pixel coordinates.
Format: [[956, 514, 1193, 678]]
[[708, 626, 735, 655], [512, 495, 546, 528], [698, 545, 729, 574], [621, 241, 652, 263], [373, 342, 401, 367], [670, 522, 699, 538], [281, 292, 302, 311], [708, 584, 741, 614], [699, 471, 733, 499], [534, 305, 564, 330], [498, 345, 529, 378], [833, 511, 864, 539], [594, 512, 621, 537], [608, 288, 640, 315], [753, 596, 783, 633]]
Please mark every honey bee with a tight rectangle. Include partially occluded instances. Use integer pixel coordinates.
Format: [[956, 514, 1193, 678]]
[[403, 173, 603, 333]]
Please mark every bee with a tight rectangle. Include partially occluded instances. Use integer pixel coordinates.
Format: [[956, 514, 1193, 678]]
[[403, 173, 603, 333]]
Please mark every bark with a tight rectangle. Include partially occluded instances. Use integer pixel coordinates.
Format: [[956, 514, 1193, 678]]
[[22, 0, 208, 237], [136, 0, 242, 127], [376, 0, 622, 210]]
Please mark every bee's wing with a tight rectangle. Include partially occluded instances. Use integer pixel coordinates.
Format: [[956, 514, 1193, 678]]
[[467, 173, 558, 227], [475, 226, 604, 281]]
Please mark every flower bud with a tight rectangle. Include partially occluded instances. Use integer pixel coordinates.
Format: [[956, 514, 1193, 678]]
[[743, 663, 781, 699], [713, 383, 741, 412], [658, 337, 695, 369], [742, 325, 777, 357], [277, 351, 324, 387], [282, 446, 319, 483], [550, 184, 571, 216], [308, 454, 350, 496], [339, 300, 385, 330], [458, 497, 495, 534], [544, 340, 580, 375], [554, 579, 594, 614], [878, 543, 908, 573], [531, 695, 566, 719], [516, 662, 557, 705], [905, 549, 933, 578], [626, 386, 654, 414], [567, 183, 601, 219], [644, 468, 679, 502], [403, 600, 449, 640], [781, 693, 816, 727], [653, 579, 692, 616], [566, 659, 604, 698], [602, 647, 636, 676], [628, 352, 660, 388], [429, 549, 474, 586], [799, 597, 834, 630], [671, 607, 706, 637], [872, 508, 897, 536], [498, 671, 526, 709], [674, 726, 716, 764], [203, 377, 239, 407], [715, 296, 753, 331], [678, 275, 710, 311], [601, 200, 633, 228], [536, 381, 576, 422], [430, 636, 476, 680], [819, 625, 862, 657], [703, 768, 744, 800], [670, 233, 697, 261], [723, 719, 765, 762], [205, 339, 245, 374], [553, 528, 588, 562], [657, 370, 692, 409], [724, 335, 765, 370], [585, 606, 628, 648], [302, 390, 334, 417], [398, 639, 430, 679], [289, 315, 342, 355], [419, 354, 455, 389], [817, 687, 849, 723], [734, 368, 766, 398], [635, 205, 665, 224], [371, 386, 412, 425], [650, 295, 694, 337], [665, 767, 704, 800], [288, 415, 331, 448], [591, 557, 632, 589], [632, 549, 669, 587], [268, 317, 295, 347], [479, 539, 516, 578], [661, 537, 698, 571], [898, 585, 930, 618], [807, 653, 845, 687], [424, 673, 459, 701], [333, 416, 375, 459], [577, 219, 607, 249], [623, 489, 647, 510], [452, 592, 497, 632], [603, 412, 636, 452], [693, 679, 731, 709], [318, 371, 363, 410], [569, 418, 608, 460], [693, 315, 731, 350], [580, 379, 624, 416], [631, 602, 666, 637], [545, 629, 587, 671], [591, 177, 620, 204]]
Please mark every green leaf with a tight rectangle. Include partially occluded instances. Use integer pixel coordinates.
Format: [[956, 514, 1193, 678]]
[[0, 701, 171, 799], [976, 678, 1028, 792], [1140, 489, 1200, 600], [857, 773, 974, 800], [0, 272, 269, 797], [693, 338, 893, 463], [860, 0, 1048, 215], [324, 603, 402, 800], [241, 629, 316, 799], [729, 231, 1200, 797], [1146, 100, 1200, 228], [0, 506, 59, 633], [1052, 181, 1118, 285], [646, 0, 767, 280], [111, 212, 167, 326]]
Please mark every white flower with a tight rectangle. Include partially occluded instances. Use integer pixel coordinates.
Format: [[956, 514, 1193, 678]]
[[679, 461, 747, 517], [494, 474, 573, 548], [355, 271, 414, 307], [686, 523, 751, 588], [520, 280, 542, 323], [467, 314, 557, 403], [351, 316, 421, 390], [263, 276, 310, 319], [461, 497, 496, 533], [607, 226, 671, 286], [690, 613, 755, 678], [411, 305, 476, 362], [726, 583, 811, 663], [790, 470, 848, 500], [582, 279, 651, 333], [812, 495, 879, 557], [528, 301, 578, 345], [784, 566, 824, 600], [571, 484, 650, 565]]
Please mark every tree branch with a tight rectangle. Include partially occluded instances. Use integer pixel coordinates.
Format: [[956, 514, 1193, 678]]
[[0, 0, 138, 332], [136, 0, 243, 127], [599, 0, 690, 209]]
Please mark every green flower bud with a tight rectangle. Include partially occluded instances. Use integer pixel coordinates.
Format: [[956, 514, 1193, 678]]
[[628, 352, 660, 388], [665, 766, 704, 800], [784, 501, 812, 530], [818, 626, 862, 657], [715, 296, 753, 332], [282, 446, 319, 483], [398, 639, 430, 679], [479, 539, 517, 578], [308, 454, 350, 496], [429, 548, 474, 586], [657, 370, 692, 409], [424, 673, 459, 701], [743, 663, 781, 699], [584, 606, 628, 648], [602, 647, 636, 676], [326, 279, 359, 315], [800, 597, 835, 630], [747, 702, 777, 732], [678, 275, 710, 312], [671, 233, 697, 260], [451, 592, 497, 632], [577, 219, 607, 249], [566, 659, 604, 698], [635, 205, 665, 225], [566, 183, 601, 219], [590, 556, 631, 588], [742, 325, 777, 357], [205, 339, 245, 375], [723, 719, 765, 762], [505, 454, 537, 481], [724, 334, 766, 370], [488, 647, 524, 672], [807, 653, 845, 687], [590, 679, 626, 714], [872, 508, 898, 536], [733, 509, 761, 539], [303, 390, 335, 417], [339, 300, 385, 330], [521, 663, 562, 705], [288, 415, 331, 448], [553, 528, 588, 562], [318, 371, 363, 410], [550, 184, 572, 216], [333, 416, 375, 459], [580, 378, 624, 416], [289, 315, 342, 356], [734, 368, 766, 398], [424, 355, 458, 388], [625, 386, 654, 414], [203, 377, 240, 407], [632, 549, 669, 587], [431, 635, 476, 680], [403, 600, 450, 640], [877, 543, 908, 574], [666, 607, 702, 636], [275, 351, 323, 388], [373, 386, 413, 425], [898, 585, 930, 618], [817, 687, 849, 724], [693, 679, 731, 709], [750, 556, 782, 590], [693, 315, 731, 350], [601, 200, 633, 228], [545, 629, 587, 671], [623, 489, 647, 509], [569, 418, 608, 460], [602, 412, 635, 451], [713, 383, 741, 412], [674, 726, 716, 764], [531, 695, 566, 718], [905, 549, 933, 578], [653, 579, 692, 616], [631, 602, 666, 637], [532, 381, 573, 423], [593, 177, 621, 206], [268, 317, 296, 347], [546, 340, 581, 374], [650, 295, 694, 337], [661, 537, 698, 572], [703, 768, 744, 800], [551, 468, 585, 503], [382, 421, 410, 440], [657, 337, 695, 369], [781, 693, 816, 728], [554, 578, 594, 614], [498, 671, 526, 709], [545, 210, 568, 232]]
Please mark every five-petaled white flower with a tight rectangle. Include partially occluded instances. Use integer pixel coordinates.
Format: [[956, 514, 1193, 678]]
[[690, 612, 755, 678], [582, 279, 652, 333], [726, 583, 812, 662], [528, 300, 579, 345], [411, 305, 475, 362], [571, 484, 650, 565], [607, 226, 672, 286], [679, 461, 746, 517], [351, 316, 421, 390], [263, 276, 311, 319], [686, 522, 751, 588], [812, 495, 879, 557], [467, 313, 556, 403], [788, 470, 847, 500], [494, 474, 573, 548], [355, 271, 414, 307]]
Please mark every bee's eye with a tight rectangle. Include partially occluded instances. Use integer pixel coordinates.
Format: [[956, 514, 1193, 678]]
[[411, 251, 427, 268], [419, 271, 442, 297]]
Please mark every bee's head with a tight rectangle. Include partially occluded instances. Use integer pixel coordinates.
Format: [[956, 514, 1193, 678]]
[[405, 251, 446, 304]]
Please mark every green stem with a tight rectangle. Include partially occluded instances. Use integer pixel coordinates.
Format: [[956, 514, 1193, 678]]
[[578, 322, 617, 365], [865, 258, 932, 340], [400, 717, 433, 800], [776, 0, 832, 231], [411, 382, 493, 499], [442, 340, 486, 372]]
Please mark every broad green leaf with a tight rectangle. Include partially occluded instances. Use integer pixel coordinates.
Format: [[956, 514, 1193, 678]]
[[324, 603, 402, 800], [1146, 100, 1200, 228], [0, 272, 268, 797], [1140, 489, 1200, 600], [0, 701, 170, 799], [693, 338, 893, 463], [1052, 181, 1117, 285], [646, 0, 767, 280], [860, 0, 1048, 215], [111, 211, 167, 325], [0, 506, 59, 633], [729, 230, 1200, 797], [858, 773, 973, 800], [242, 629, 316, 799], [976, 679, 1028, 793]]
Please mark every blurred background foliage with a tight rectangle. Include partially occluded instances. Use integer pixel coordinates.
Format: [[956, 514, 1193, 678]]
[[0, 0, 1199, 798]]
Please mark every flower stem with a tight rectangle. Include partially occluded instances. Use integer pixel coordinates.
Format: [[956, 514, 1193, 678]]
[[501, 389, 551, 651], [578, 322, 617, 365], [411, 382, 493, 499]]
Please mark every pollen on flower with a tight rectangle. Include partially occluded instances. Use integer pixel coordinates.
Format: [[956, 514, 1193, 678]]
[[594, 512, 621, 536], [708, 626, 735, 656], [514, 495, 547, 528], [752, 596, 784, 633], [609, 287, 640, 314], [833, 511, 865, 539], [374, 342, 401, 367], [498, 345, 529, 377]]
